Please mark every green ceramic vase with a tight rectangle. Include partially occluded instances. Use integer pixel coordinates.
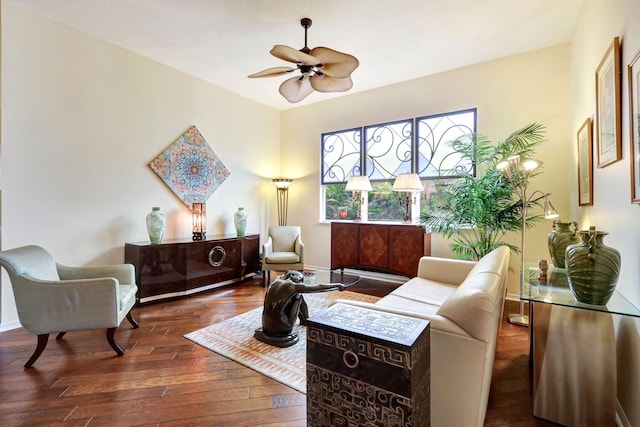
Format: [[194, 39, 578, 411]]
[[234, 207, 247, 237], [146, 207, 166, 244], [565, 226, 621, 305], [547, 220, 579, 268]]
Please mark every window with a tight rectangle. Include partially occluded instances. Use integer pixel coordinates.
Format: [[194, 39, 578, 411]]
[[322, 108, 476, 222]]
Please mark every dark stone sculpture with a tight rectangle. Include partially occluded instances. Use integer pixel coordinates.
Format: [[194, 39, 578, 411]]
[[254, 270, 344, 347]]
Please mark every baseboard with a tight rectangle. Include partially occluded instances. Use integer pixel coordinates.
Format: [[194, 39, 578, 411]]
[[506, 293, 521, 302], [0, 320, 21, 332]]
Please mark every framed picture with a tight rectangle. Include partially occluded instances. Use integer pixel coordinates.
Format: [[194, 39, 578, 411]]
[[577, 118, 594, 206], [595, 36, 622, 168], [629, 49, 640, 203]]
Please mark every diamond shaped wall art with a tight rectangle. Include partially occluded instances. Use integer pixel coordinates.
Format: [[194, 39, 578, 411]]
[[149, 125, 230, 207]]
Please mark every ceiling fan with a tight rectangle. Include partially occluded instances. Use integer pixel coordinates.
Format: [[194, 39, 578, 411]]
[[248, 18, 359, 103]]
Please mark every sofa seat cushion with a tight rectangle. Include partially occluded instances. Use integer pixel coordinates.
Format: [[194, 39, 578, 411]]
[[264, 252, 300, 264], [375, 293, 441, 316], [118, 284, 137, 311], [389, 277, 458, 307]]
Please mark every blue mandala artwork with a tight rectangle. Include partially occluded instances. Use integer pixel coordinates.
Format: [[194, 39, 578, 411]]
[[149, 126, 230, 207]]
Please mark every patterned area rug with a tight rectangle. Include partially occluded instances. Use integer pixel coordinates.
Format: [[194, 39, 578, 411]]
[[184, 290, 379, 393]]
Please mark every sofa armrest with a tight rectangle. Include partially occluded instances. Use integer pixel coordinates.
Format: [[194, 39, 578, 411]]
[[15, 275, 120, 334], [416, 256, 477, 285], [295, 236, 304, 263], [262, 236, 273, 257], [334, 299, 470, 337], [57, 263, 135, 285]]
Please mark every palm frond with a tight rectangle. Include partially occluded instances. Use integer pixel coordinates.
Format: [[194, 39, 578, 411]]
[[420, 122, 547, 260]]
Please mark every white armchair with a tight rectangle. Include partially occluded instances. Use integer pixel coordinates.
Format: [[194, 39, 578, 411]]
[[0, 245, 139, 367], [261, 226, 304, 285]]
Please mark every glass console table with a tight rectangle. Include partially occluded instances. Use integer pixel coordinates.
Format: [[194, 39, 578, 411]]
[[520, 264, 640, 426], [521, 264, 640, 317]]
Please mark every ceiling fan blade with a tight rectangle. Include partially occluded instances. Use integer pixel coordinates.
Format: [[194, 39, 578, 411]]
[[247, 66, 295, 78], [279, 75, 315, 103], [310, 47, 359, 78], [270, 45, 319, 65], [310, 74, 354, 93]]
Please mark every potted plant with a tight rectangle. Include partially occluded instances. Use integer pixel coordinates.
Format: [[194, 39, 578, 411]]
[[420, 123, 547, 260]]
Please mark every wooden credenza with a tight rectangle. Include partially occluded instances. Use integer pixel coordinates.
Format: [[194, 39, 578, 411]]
[[331, 222, 431, 278], [125, 234, 260, 304]]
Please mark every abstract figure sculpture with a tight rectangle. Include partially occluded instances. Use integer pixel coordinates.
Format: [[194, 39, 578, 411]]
[[254, 270, 344, 347]]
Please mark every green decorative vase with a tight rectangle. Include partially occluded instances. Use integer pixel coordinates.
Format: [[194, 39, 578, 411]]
[[146, 207, 166, 244], [234, 207, 247, 237], [565, 226, 621, 305], [547, 220, 579, 268]]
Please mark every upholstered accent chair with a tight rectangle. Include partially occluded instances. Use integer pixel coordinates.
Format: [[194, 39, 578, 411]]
[[0, 245, 139, 368], [261, 226, 304, 285]]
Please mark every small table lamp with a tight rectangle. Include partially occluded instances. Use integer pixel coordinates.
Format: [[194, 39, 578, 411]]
[[192, 202, 206, 241], [392, 173, 423, 222], [345, 175, 372, 220]]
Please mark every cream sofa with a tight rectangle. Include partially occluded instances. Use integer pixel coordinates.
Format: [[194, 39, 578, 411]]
[[338, 246, 510, 427]]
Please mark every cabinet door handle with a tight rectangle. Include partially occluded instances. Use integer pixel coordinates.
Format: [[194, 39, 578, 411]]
[[342, 350, 359, 368], [208, 246, 226, 267]]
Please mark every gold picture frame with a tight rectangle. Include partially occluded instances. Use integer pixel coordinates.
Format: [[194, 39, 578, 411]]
[[629, 49, 640, 203], [577, 118, 593, 206], [595, 37, 622, 168]]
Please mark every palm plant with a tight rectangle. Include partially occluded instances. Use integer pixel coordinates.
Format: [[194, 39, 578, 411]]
[[420, 123, 547, 260]]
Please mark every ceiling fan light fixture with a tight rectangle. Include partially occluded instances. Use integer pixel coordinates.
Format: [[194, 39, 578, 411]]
[[248, 17, 359, 103]]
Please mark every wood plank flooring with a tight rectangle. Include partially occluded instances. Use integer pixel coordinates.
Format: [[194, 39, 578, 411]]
[[0, 276, 556, 426]]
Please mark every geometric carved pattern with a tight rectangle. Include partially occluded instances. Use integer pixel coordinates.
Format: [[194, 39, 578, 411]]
[[307, 327, 410, 369], [307, 303, 431, 426], [308, 304, 428, 369], [307, 364, 415, 427]]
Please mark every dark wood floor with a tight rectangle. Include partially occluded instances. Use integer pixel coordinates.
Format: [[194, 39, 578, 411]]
[[0, 276, 556, 426]]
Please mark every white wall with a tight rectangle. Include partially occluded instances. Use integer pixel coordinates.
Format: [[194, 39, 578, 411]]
[[0, 3, 281, 328], [281, 44, 572, 296], [569, 0, 640, 424]]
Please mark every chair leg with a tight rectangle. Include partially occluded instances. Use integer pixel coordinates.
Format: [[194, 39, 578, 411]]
[[126, 312, 139, 329], [25, 334, 49, 368], [56, 332, 66, 340], [106, 327, 125, 356]]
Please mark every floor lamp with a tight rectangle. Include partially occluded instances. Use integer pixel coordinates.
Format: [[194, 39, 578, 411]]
[[273, 178, 292, 226], [345, 175, 372, 220], [497, 156, 558, 327]]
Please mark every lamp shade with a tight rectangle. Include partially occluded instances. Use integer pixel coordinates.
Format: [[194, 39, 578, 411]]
[[273, 178, 293, 189], [345, 175, 372, 192], [392, 173, 423, 192], [543, 198, 559, 219]]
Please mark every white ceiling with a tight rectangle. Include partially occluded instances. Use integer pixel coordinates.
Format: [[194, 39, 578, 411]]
[[12, 0, 584, 111]]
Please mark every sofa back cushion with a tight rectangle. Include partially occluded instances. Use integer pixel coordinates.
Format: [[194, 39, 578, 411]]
[[467, 246, 510, 277], [437, 272, 503, 342], [436, 246, 509, 342], [269, 226, 301, 252], [0, 245, 60, 281]]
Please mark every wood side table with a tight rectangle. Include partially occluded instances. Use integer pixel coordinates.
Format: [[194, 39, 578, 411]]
[[306, 302, 430, 427]]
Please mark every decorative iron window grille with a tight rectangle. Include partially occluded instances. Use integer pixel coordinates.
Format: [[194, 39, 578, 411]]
[[321, 108, 476, 222], [322, 108, 476, 185]]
